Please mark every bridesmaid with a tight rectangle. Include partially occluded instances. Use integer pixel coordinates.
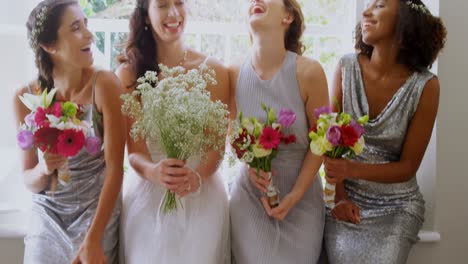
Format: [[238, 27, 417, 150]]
[[229, 0, 328, 263], [324, 0, 446, 263], [13, 1, 125, 263]]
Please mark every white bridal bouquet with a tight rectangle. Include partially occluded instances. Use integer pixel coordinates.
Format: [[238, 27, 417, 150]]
[[121, 64, 229, 213]]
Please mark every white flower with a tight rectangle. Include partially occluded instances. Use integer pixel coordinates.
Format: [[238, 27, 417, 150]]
[[351, 137, 365, 155], [47, 115, 86, 131], [19, 88, 57, 111], [252, 143, 272, 158], [310, 136, 333, 156], [241, 151, 254, 163]]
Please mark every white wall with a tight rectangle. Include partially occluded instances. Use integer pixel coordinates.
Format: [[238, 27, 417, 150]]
[[408, 0, 468, 262]]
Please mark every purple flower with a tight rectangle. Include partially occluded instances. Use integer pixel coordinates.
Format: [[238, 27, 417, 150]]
[[350, 120, 365, 137], [314, 106, 332, 119], [326, 126, 342, 147], [25, 113, 36, 127], [17, 130, 34, 150], [278, 109, 296, 128], [85, 136, 101, 155]]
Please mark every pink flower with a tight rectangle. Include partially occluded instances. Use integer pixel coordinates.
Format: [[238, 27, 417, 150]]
[[350, 120, 365, 137], [278, 109, 296, 128], [17, 130, 34, 150], [326, 126, 342, 147], [49, 102, 62, 118], [259, 126, 281, 150], [34, 107, 48, 127], [314, 106, 332, 119], [85, 136, 101, 155], [25, 113, 36, 127], [56, 129, 85, 157]]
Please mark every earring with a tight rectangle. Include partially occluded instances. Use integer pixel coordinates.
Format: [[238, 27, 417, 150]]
[[145, 25, 148, 31]]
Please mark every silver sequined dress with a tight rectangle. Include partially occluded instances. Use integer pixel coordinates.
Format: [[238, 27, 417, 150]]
[[23, 72, 121, 264], [324, 54, 434, 264]]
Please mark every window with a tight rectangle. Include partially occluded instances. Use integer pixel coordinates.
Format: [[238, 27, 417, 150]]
[[84, 0, 356, 77], [0, 0, 439, 240]]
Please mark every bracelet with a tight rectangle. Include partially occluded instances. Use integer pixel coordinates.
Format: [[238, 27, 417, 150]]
[[186, 165, 203, 195], [193, 170, 203, 195]]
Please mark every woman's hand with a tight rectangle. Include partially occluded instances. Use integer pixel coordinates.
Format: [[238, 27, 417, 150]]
[[40, 152, 67, 175], [72, 237, 106, 264], [323, 157, 353, 184], [146, 159, 189, 190], [175, 168, 202, 198], [331, 199, 360, 224], [260, 191, 300, 221], [248, 168, 272, 193]]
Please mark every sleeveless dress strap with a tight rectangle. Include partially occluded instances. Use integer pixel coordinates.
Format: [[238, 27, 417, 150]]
[[26, 83, 33, 94], [91, 70, 100, 108]]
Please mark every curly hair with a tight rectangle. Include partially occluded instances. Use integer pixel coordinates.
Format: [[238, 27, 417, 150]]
[[283, 0, 305, 55], [26, 0, 78, 91], [118, 0, 159, 82], [355, 0, 447, 72]]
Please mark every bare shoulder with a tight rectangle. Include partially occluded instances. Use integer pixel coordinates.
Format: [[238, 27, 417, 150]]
[[95, 70, 123, 92], [417, 75, 440, 111], [93, 70, 124, 109], [423, 76, 440, 96], [115, 63, 137, 90], [204, 56, 229, 79], [296, 55, 326, 83], [13, 80, 39, 105]]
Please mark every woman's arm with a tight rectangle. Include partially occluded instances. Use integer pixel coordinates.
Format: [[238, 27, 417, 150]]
[[324, 77, 440, 184], [83, 71, 125, 243], [13, 85, 66, 193], [177, 58, 231, 196], [265, 56, 329, 221], [115, 65, 188, 191]]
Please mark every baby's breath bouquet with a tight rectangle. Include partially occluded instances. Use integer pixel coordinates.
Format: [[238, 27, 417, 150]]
[[121, 64, 229, 213]]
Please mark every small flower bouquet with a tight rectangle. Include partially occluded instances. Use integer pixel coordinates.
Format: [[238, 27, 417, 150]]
[[121, 64, 229, 214], [17, 88, 102, 192], [230, 103, 297, 208], [309, 106, 368, 207]]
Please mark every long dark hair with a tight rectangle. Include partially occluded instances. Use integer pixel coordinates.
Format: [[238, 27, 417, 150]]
[[283, 0, 305, 55], [26, 0, 78, 91], [355, 0, 447, 72], [118, 0, 159, 82]]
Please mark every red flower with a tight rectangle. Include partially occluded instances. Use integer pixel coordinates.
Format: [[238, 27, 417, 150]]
[[57, 129, 85, 157], [281, 134, 297, 145], [309, 124, 318, 133], [34, 107, 49, 127], [34, 127, 61, 154], [259, 126, 281, 150], [49, 102, 62, 117], [232, 129, 255, 159], [341, 125, 359, 147]]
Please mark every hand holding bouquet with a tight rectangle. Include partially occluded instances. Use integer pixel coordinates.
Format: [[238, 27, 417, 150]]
[[121, 64, 229, 214], [17, 88, 102, 192], [309, 106, 368, 207], [230, 103, 297, 208]]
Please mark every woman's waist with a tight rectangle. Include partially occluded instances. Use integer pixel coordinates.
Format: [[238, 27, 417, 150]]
[[344, 178, 424, 205]]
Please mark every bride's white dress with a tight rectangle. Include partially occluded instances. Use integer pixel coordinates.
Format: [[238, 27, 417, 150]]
[[120, 139, 230, 264]]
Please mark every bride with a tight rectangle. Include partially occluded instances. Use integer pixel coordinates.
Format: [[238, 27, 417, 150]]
[[115, 0, 230, 263]]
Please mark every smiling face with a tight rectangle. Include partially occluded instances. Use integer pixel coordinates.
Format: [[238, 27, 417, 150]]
[[248, 0, 292, 33], [146, 0, 188, 43], [361, 0, 400, 46], [47, 4, 94, 68]]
